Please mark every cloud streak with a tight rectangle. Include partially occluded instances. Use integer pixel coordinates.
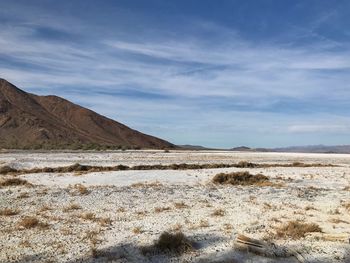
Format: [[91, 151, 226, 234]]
[[1, 0, 350, 147]]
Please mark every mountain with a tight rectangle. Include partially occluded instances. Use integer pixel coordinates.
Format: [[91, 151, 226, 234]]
[[0, 79, 174, 150], [178, 144, 213, 150], [230, 144, 350, 154], [271, 145, 350, 154]]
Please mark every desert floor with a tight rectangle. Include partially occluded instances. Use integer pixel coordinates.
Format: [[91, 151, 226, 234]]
[[0, 150, 349, 263]]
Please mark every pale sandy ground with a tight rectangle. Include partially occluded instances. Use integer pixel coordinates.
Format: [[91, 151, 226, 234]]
[[0, 151, 350, 263]]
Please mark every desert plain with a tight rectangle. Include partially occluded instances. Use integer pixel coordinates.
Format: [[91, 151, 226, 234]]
[[0, 150, 349, 263]]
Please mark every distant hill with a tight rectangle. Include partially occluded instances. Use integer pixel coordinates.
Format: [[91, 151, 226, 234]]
[[0, 79, 174, 150], [271, 145, 350, 154], [230, 144, 350, 154], [178, 144, 213, 150]]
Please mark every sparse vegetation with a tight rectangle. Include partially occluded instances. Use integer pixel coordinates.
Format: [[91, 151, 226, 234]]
[[17, 216, 48, 229], [0, 177, 31, 187], [0, 166, 16, 175], [141, 231, 193, 255], [275, 221, 322, 239], [212, 171, 270, 186], [63, 203, 82, 212], [2, 161, 335, 176], [133, 227, 143, 234], [174, 201, 189, 209], [212, 208, 225, 217], [0, 208, 19, 216], [154, 206, 171, 213]]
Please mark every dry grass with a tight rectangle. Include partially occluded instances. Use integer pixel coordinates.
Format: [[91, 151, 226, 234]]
[[174, 201, 189, 209], [39, 205, 52, 212], [0, 178, 31, 187], [63, 203, 82, 212], [17, 216, 49, 229], [79, 212, 96, 220], [342, 202, 350, 211], [275, 221, 322, 239], [73, 184, 89, 195], [154, 206, 172, 213], [132, 227, 143, 234], [5, 161, 335, 176], [0, 208, 19, 216], [212, 171, 269, 186], [17, 192, 30, 199], [0, 166, 16, 174], [329, 218, 349, 224], [212, 208, 225, 217], [98, 217, 112, 227], [199, 219, 209, 228], [141, 231, 193, 255]]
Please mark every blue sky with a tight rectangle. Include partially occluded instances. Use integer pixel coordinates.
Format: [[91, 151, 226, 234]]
[[1, 0, 350, 148]]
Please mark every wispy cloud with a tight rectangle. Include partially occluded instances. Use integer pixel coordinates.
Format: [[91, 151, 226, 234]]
[[1, 1, 350, 147]]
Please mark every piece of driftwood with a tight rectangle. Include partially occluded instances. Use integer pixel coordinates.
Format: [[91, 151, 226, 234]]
[[234, 234, 306, 263]]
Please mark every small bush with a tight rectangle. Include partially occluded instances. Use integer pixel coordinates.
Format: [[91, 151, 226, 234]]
[[142, 231, 193, 255], [212, 171, 269, 186], [275, 221, 322, 239]]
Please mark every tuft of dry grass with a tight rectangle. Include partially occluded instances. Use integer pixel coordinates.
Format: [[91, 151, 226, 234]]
[[212, 208, 225, 217], [275, 221, 322, 239], [63, 203, 82, 212], [0, 208, 19, 216], [199, 219, 209, 228], [142, 231, 193, 255], [74, 184, 89, 195], [132, 227, 143, 234], [98, 217, 112, 227], [212, 171, 269, 186], [154, 206, 172, 213], [17, 216, 49, 229], [0, 178, 31, 187], [79, 212, 96, 220], [174, 201, 189, 209]]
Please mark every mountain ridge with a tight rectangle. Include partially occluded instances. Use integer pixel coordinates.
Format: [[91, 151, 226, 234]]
[[0, 79, 174, 150]]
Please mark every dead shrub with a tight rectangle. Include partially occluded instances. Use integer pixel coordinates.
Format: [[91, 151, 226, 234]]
[[141, 231, 193, 255], [212, 171, 269, 186], [275, 221, 322, 239]]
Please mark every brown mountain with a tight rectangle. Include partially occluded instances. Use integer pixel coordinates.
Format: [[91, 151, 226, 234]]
[[0, 79, 174, 149]]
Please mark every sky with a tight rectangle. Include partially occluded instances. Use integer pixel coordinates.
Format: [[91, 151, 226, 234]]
[[1, 0, 350, 148]]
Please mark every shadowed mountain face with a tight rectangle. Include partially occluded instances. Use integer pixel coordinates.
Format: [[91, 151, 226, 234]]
[[0, 79, 174, 149]]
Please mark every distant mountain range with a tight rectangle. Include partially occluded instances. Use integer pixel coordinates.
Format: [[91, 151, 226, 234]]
[[0, 79, 174, 150], [231, 145, 350, 154]]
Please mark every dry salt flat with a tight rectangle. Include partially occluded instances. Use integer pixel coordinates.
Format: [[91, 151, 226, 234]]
[[0, 150, 350, 263]]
